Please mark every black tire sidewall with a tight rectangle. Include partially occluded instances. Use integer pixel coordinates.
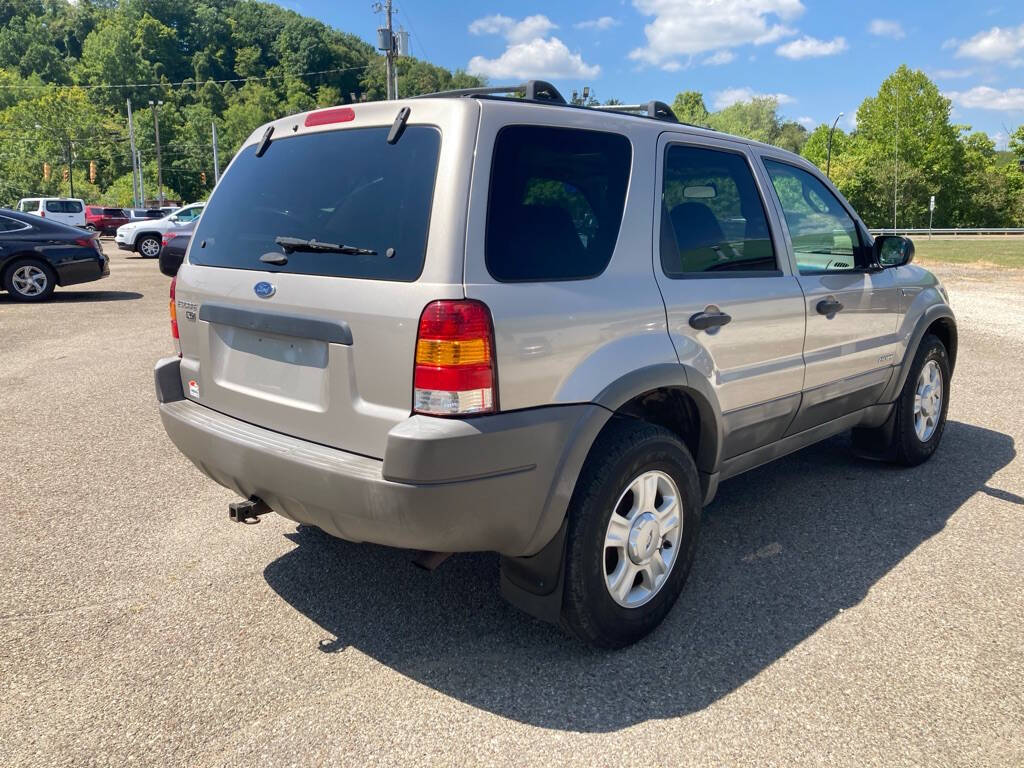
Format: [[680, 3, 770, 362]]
[[896, 334, 950, 464], [3, 257, 56, 302], [563, 421, 702, 648]]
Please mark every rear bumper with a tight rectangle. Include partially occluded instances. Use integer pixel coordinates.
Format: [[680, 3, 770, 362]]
[[154, 357, 601, 556]]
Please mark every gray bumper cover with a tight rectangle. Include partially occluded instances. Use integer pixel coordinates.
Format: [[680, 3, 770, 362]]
[[155, 357, 605, 556]]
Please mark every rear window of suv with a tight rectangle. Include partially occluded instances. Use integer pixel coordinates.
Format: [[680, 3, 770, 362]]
[[485, 125, 632, 282], [190, 125, 441, 282]]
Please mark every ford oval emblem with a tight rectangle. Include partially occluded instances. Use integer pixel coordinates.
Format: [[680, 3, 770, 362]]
[[253, 281, 276, 299]]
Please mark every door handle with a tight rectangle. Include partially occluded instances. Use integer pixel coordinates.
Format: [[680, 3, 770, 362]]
[[816, 298, 844, 316], [689, 310, 732, 331]]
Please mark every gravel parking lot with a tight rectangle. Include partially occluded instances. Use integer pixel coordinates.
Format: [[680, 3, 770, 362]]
[[2, 244, 1022, 766]]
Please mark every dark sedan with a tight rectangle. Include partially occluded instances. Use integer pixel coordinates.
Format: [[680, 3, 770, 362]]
[[159, 221, 194, 277], [0, 208, 109, 301]]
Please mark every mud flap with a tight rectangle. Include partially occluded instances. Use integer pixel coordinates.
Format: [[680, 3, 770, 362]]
[[498, 518, 567, 625]]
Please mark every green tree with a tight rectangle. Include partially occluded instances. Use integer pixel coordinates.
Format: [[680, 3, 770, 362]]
[[707, 97, 782, 144], [846, 66, 961, 228], [671, 91, 709, 126], [801, 123, 849, 172]]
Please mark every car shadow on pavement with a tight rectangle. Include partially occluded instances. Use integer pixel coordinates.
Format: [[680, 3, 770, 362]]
[[0, 290, 143, 303], [0, 288, 144, 303], [263, 420, 1014, 732]]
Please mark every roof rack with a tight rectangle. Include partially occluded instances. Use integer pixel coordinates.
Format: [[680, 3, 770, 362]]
[[414, 80, 567, 105], [589, 101, 679, 123]]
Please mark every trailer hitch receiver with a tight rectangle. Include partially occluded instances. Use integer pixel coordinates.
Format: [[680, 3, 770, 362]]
[[228, 496, 272, 524]]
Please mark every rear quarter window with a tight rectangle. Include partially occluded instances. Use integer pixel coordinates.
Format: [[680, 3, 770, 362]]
[[190, 125, 441, 282], [485, 125, 632, 282]]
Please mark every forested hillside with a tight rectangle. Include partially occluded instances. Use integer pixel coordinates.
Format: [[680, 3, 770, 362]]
[[0, 0, 482, 205]]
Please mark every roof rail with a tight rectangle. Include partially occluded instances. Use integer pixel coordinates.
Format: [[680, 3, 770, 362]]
[[590, 101, 680, 123], [413, 80, 567, 105]]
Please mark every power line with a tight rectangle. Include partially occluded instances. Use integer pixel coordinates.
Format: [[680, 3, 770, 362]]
[[0, 63, 372, 91]]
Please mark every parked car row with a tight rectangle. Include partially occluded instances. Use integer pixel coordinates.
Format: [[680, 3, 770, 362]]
[[12, 197, 187, 235]]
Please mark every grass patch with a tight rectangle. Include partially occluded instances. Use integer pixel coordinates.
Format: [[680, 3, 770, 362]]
[[911, 237, 1024, 268]]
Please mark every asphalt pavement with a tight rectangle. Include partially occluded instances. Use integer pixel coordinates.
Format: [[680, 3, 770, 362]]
[[1, 245, 1022, 766]]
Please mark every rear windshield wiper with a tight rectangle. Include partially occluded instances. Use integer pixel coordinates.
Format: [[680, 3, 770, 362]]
[[273, 236, 377, 256]]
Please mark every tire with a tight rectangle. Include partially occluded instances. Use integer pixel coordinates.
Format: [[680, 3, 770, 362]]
[[561, 419, 702, 649], [3, 257, 56, 302], [856, 334, 951, 466], [137, 235, 160, 258]]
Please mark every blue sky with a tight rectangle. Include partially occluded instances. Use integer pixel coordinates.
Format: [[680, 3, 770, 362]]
[[302, 1, 1023, 147]]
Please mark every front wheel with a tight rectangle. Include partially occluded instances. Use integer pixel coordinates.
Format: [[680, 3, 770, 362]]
[[561, 420, 702, 648], [137, 235, 160, 258]]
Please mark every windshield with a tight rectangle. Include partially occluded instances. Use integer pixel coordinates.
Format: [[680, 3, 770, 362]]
[[190, 124, 441, 281]]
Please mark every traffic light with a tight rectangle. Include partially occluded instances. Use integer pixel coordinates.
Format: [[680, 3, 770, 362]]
[[63, 167, 69, 183], [200, 171, 206, 185], [43, 163, 51, 181], [89, 161, 97, 183]]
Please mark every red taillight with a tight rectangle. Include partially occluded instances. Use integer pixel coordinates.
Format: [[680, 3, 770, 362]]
[[161, 232, 175, 247], [169, 276, 181, 356], [304, 107, 355, 127], [413, 300, 496, 416], [39, 211, 44, 218]]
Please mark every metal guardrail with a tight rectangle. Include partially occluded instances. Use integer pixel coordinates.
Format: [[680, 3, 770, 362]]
[[870, 228, 1024, 236]]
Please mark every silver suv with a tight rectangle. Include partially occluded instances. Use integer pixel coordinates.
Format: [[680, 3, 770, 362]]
[[155, 82, 956, 648]]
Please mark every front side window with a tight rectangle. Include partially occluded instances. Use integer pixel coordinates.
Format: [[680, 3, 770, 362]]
[[660, 144, 777, 276], [175, 206, 203, 222], [486, 125, 631, 282], [763, 159, 863, 274]]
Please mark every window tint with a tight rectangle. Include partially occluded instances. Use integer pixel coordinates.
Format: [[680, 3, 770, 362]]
[[486, 125, 631, 282], [103, 208, 125, 217], [763, 159, 862, 274], [190, 125, 440, 281], [0, 215, 29, 232], [19, 200, 37, 212], [660, 145, 776, 276], [45, 200, 83, 213], [174, 206, 202, 221]]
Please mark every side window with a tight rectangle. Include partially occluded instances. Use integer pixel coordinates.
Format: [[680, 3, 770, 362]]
[[66, 200, 83, 213], [660, 144, 777, 276], [0, 215, 26, 232], [486, 125, 631, 282], [763, 159, 863, 274], [45, 201, 64, 213]]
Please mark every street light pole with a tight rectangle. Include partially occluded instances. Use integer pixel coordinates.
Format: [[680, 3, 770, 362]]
[[149, 100, 164, 204], [66, 140, 74, 198], [826, 111, 844, 179]]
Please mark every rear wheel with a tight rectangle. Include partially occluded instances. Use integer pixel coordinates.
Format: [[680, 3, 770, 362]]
[[138, 235, 160, 258], [4, 258, 56, 302], [561, 419, 701, 648]]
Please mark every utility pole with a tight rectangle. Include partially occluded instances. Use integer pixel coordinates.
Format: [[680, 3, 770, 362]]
[[149, 100, 164, 204], [211, 122, 220, 185], [137, 149, 145, 205], [127, 98, 139, 207], [66, 140, 74, 198], [375, 1, 396, 100], [826, 111, 844, 179]]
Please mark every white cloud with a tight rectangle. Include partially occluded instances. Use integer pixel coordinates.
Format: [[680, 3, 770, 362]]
[[776, 35, 847, 59], [468, 37, 600, 79], [955, 24, 1024, 61], [703, 50, 736, 65], [629, 0, 804, 70], [574, 16, 619, 31], [945, 86, 1024, 111], [796, 115, 816, 129], [713, 87, 795, 109], [468, 14, 557, 44], [868, 19, 905, 39]]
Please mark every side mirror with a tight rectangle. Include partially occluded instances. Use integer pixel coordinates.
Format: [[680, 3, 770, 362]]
[[874, 235, 914, 268], [168, 215, 179, 222]]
